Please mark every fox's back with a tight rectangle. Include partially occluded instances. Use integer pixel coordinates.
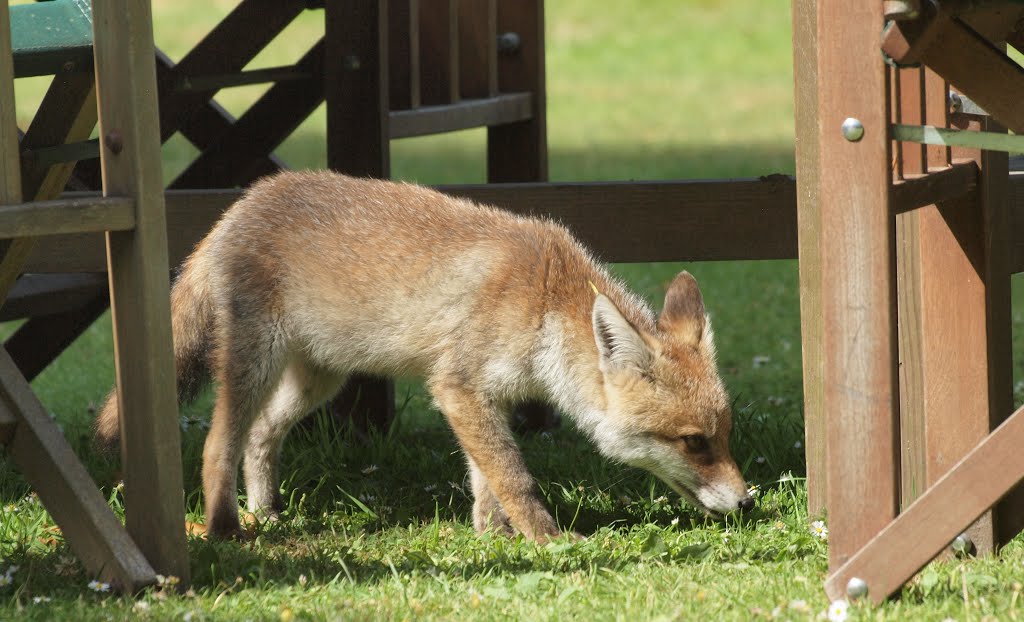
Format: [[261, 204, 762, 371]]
[[197, 171, 595, 380]]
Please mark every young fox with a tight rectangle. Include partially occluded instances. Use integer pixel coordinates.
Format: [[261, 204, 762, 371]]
[[96, 171, 754, 540]]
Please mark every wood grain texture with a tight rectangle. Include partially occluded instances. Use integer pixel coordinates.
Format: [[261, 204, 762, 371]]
[[457, 0, 497, 98], [92, 0, 189, 583], [825, 405, 1024, 603], [419, 0, 459, 105], [792, 0, 825, 519], [487, 0, 547, 183], [389, 0, 420, 109], [0, 196, 134, 237], [0, 349, 156, 591], [391, 93, 531, 138], [816, 0, 900, 569]]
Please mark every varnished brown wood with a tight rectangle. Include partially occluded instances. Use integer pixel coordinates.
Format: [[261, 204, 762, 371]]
[[458, 0, 497, 98], [0, 349, 156, 591], [389, 0, 420, 109], [419, 0, 459, 105], [891, 160, 977, 215], [0, 196, 134, 238], [825, 404, 1024, 603], [488, 0, 547, 183], [92, 0, 189, 583], [391, 93, 531, 138], [792, 0, 825, 519], [882, 8, 1024, 136], [816, 0, 900, 570], [171, 41, 326, 189]]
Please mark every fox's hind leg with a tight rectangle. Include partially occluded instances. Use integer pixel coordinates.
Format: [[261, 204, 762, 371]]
[[203, 315, 288, 539], [243, 361, 345, 519], [429, 377, 560, 542]]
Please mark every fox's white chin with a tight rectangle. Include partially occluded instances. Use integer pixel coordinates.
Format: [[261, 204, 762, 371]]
[[664, 478, 725, 519]]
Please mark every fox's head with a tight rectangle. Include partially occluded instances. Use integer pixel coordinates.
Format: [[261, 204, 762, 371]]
[[590, 271, 753, 517]]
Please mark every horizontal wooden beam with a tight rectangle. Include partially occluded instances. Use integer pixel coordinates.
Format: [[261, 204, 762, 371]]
[[892, 160, 978, 215], [390, 93, 532, 138], [825, 404, 1024, 604], [0, 273, 107, 321], [0, 196, 134, 239]]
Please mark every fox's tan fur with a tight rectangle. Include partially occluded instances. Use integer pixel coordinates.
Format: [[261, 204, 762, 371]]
[[96, 170, 752, 540]]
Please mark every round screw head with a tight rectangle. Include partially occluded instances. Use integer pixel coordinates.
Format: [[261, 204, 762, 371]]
[[841, 118, 865, 142], [104, 129, 124, 155], [951, 532, 973, 556], [846, 576, 869, 599]]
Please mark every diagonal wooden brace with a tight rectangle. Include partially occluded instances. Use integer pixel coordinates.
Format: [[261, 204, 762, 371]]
[[825, 403, 1024, 603], [882, 7, 1024, 135]]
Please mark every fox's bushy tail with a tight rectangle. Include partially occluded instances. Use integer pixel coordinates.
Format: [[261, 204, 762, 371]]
[[94, 249, 216, 451]]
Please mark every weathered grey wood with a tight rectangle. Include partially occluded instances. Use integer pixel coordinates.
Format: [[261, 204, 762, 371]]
[[0, 273, 107, 321], [0, 348, 156, 591], [0, 196, 134, 238], [92, 0, 189, 584], [825, 405, 1024, 603], [792, 0, 825, 520]]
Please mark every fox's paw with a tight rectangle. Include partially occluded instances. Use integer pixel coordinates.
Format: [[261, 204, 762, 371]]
[[474, 507, 515, 538]]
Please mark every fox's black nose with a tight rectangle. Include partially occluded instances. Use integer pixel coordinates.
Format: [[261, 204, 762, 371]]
[[738, 496, 756, 512]]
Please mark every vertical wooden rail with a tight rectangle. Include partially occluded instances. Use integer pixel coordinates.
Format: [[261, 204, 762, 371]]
[[420, 0, 459, 105], [488, 0, 547, 183], [458, 0, 497, 99], [791, 0, 825, 519], [92, 0, 190, 582], [815, 0, 900, 569], [389, 0, 420, 109], [324, 0, 396, 430]]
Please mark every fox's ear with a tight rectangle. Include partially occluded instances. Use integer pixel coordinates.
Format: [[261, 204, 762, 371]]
[[657, 271, 706, 348], [592, 294, 652, 375]]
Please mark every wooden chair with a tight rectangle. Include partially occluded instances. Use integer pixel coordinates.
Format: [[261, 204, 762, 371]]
[[2, 0, 189, 590], [794, 0, 1024, 603]]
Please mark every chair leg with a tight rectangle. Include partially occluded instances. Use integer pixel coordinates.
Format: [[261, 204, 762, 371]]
[[92, 0, 190, 583]]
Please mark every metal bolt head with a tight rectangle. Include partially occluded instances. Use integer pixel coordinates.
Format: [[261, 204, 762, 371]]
[[104, 130, 124, 155], [948, 91, 963, 113], [841, 118, 865, 142], [846, 576, 869, 600], [497, 31, 521, 55], [951, 532, 973, 556]]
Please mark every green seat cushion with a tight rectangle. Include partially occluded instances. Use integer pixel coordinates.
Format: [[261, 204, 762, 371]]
[[11, 0, 94, 78]]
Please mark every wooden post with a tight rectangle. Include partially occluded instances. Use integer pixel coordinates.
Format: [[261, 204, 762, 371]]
[[419, 0, 459, 105], [389, 0, 421, 110], [791, 0, 825, 519], [488, 0, 546, 183], [92, 0, 190, 583], [813, 0, 900, 569], [324, 0, 396, 430], [458, 0, 497, 99]]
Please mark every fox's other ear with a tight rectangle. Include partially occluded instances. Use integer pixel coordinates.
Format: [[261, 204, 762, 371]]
[[592, 294, 652, 375], [657, 271, 706, 348]]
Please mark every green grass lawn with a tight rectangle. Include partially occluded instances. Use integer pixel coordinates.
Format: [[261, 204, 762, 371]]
[[4, 0, 1024, 620]]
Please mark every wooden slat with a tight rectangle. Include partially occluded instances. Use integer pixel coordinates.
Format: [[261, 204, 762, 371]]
[[157, 0, 306, 143], [325, 0, 390, 177], [0, 348, 155, 591], [488, 0, 547, 183], [458, 0, 497, 98], [0, 273, 107, 321], [19, 71, 98, 201], [171, 41, 326, 189], [6, 291, 109, 380], [390, 93, 531, 138], [792, 0, 825, 519], [825, 405, 1024, 603], [0, 1, 21, 202], [817, 0, 900, 569], [419, 0, 459, 105], [92, 0, 189, 584], [891, 160, 977, 215], [0, 196, 134, 238], [389, 0, 420, 109]]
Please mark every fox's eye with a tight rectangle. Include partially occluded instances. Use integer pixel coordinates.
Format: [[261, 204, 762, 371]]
[[681, 434, 709, 452]]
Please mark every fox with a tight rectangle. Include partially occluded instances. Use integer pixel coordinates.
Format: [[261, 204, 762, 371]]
[[96, 170, 754, 541]]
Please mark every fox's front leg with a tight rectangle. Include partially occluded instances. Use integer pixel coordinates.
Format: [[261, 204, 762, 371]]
[[430, 380, 560, 542], [467, 457, 514, 536]]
